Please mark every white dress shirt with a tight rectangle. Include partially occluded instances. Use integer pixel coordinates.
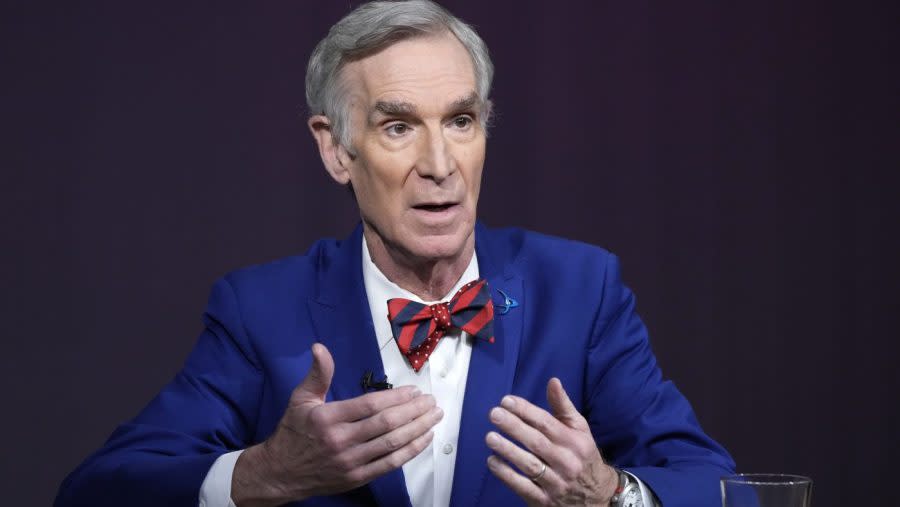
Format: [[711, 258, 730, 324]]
[[198, 238, 658, 506], [360, 236, 478, 507]]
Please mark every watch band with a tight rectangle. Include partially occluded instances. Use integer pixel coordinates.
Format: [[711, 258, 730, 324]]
[[610, 467, 644, 507], [609, 467, 629, 504]]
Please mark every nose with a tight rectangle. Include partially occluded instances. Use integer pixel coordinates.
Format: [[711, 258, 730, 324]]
[[415, 127, 455, 183]]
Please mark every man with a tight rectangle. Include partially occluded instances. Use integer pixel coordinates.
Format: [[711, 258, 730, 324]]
[[56, 1, 735, 506]]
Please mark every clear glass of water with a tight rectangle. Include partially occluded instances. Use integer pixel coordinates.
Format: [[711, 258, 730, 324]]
[[721, 474, 812, 507]]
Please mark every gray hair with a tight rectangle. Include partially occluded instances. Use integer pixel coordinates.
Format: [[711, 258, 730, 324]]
[[305, 0, 494, 151]]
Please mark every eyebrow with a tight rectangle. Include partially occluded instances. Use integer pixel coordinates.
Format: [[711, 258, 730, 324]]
[[367, 92, 482, 125], [447, 92, 480, 114], [368, 100, 417, 126], [373, 100, 418, 118]]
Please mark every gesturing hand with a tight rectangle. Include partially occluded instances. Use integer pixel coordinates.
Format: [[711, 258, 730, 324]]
[[233, 343, 443, 506], [485, 378, 619, 507]]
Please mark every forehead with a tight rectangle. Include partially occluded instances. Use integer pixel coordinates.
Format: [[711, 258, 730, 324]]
[[342, 32, 477, 109]]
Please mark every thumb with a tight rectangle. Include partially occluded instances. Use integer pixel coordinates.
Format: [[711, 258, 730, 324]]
[[547, 377, 589, 430], [293, 343, 335, 404]]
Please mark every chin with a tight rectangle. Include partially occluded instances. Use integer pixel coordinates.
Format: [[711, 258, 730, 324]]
[[402, 224, 473, 262]]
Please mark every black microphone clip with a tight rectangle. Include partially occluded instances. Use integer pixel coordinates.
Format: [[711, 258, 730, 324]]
[[361, 371, 393, 392]]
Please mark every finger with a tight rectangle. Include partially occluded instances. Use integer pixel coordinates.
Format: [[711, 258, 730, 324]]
[[291, 343, 335, 405], [485, 431, 567, 493], [547, 377, 589, 431], [350, 428, 436, 484], [347, 405, 443, 464], [486, 455, 549, 506], [321, 385, 422, 424], [489, 406, 572, 471], [348, 393, 437, 443], [499, 394, 570, 444]]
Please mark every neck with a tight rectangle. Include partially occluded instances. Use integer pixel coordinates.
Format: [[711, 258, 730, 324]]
[[364, 227, 475, 301]]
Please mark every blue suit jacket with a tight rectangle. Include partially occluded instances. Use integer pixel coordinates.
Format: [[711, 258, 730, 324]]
[[57, 223, 735, 506]]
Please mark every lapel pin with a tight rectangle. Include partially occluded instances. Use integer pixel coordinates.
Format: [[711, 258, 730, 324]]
[[495, 289, 519, 315]]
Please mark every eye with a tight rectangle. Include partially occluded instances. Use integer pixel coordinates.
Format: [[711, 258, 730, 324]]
[[451, 115, 473, 129], [385, 123, 410, 137]]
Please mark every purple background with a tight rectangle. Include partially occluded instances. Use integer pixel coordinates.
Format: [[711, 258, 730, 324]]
[[2, 1, 898, 506]]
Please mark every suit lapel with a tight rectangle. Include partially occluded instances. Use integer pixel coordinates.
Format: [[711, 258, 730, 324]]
[[450, 224, 525, 507], [306, 225, 412, 507]]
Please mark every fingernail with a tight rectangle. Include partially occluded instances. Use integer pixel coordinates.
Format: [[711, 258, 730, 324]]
[[487, 455, 498, 468], [490, 407, 504, 422], [486, 431, 500, 445], [411, 387, 422, 396], [501, 396, 515, 409], [433, 407, 444, 418]]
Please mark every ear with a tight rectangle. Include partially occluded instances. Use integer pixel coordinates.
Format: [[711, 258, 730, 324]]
[[308, 115, 353, 185]]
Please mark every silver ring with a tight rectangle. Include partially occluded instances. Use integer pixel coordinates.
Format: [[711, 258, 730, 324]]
[[529, 461, 547, 482]]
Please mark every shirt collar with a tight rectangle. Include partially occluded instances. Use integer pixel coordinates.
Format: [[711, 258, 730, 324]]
[[362, 235, 480, 350]]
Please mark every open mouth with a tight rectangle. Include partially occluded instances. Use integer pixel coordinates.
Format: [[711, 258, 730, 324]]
[[413, 203, 456, 212]]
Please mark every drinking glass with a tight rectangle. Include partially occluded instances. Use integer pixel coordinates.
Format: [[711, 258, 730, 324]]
[[721, 474, 812, 507]]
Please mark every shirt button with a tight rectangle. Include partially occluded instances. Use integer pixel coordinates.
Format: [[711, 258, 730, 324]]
[[440, 369, 449, 378], [442, 443, 454, 454]]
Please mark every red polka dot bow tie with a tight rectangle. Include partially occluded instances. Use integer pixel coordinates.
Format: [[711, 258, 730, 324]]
[[387, 279, 495, 372]]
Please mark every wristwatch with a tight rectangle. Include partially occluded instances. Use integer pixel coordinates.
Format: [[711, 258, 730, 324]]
[[609, 467, 643, 507]]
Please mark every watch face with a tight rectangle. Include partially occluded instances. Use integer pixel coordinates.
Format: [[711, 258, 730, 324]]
[[622, 486, 642, 507]]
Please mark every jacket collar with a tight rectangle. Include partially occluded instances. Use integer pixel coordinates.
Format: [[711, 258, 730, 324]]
[[449, 222, 524, 506]]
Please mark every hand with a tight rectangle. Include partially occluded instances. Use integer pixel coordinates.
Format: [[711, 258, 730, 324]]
[[232, 343, 443, 506], [485, 378, 619, 506]]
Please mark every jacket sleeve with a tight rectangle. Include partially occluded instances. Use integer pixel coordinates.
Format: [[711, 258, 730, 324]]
[[585, 254, 736, 507], [55, 277, 264, 507]]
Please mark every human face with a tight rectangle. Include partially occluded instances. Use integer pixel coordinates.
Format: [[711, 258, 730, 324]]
[[336, 33, 487, 266]]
